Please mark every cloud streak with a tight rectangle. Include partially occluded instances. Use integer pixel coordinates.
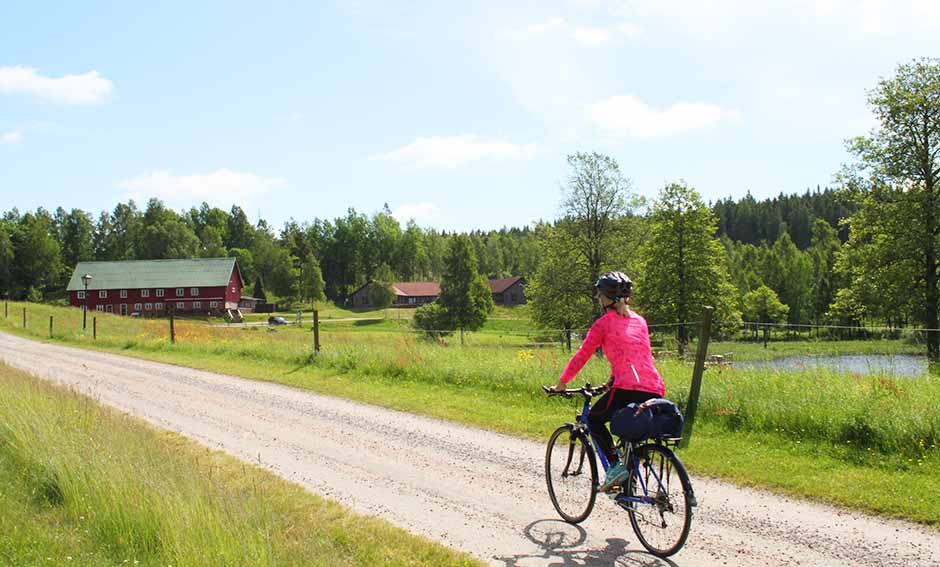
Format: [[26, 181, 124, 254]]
[[0, 66, 113, 105], [1, 131, 22, 144], [589, 95, 741, 140], [371, 135, 537, 168], [502, 17, 641, 47], [118, 169, 286, 208]]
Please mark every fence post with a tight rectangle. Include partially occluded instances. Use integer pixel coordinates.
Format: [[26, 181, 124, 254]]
[[170, 314, 175, 344], [93, 316, 97, 340], [680, 306, 713, 449], [49, 315, 53, 338], [22, 307, 26, 328], [313, 309, 320, 352], [4, 299, 7, 318]]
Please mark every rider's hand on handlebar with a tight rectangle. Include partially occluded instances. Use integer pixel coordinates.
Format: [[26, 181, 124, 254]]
[[549, 380, 567, 393]]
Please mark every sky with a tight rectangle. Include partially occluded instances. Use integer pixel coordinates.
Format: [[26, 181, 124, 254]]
[[2, 0, 939, 232]]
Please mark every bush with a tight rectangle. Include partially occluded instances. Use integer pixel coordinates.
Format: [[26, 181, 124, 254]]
[[412, 303, 454, 339]]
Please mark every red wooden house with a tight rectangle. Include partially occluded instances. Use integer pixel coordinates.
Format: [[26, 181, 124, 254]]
[[66, 258, 243, 317]]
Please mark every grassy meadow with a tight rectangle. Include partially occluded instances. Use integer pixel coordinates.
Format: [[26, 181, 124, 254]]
[[2, 301, 939, 524], [0, 361, 482, 567]]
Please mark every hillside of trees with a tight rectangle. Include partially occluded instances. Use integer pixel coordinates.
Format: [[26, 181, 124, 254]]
[[0, 201, 539, 305]]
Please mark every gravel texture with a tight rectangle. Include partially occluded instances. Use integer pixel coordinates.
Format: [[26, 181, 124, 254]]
[[1, 331, 937, 567]]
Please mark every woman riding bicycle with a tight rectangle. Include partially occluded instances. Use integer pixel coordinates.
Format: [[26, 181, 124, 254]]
[[550, 271, 666, 491]]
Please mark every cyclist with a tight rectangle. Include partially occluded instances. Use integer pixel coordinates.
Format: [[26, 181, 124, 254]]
[[550, 271, 666, 491]]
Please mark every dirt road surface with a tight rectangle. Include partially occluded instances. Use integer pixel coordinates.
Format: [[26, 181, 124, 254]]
[[1, 332, 937, 567]]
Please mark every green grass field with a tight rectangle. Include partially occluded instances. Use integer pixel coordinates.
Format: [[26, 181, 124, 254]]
[[3, 301, 939, 525], [0, 361, 482, 567]]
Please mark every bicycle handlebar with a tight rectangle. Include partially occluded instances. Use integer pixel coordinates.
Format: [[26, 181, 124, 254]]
[[542, 383, 609, 399]]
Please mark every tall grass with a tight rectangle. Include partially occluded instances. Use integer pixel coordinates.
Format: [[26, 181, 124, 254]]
[[0, 362, 481, 567], [4, 301, 939, 462]]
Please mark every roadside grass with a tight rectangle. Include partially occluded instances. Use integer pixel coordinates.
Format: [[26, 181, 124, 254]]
[[3, 301, 939, 525], [0, 361, 482, 567]]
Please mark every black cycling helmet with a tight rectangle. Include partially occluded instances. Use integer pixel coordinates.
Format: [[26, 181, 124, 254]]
[[594, 271, 633, 304]]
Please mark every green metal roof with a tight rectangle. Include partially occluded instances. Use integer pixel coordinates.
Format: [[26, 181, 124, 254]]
[[67, 258, 239, 291]]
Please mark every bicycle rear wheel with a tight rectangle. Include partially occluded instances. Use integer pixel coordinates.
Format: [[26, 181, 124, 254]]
[[624, 443, 693, 557], [545, 425, 598, 523]]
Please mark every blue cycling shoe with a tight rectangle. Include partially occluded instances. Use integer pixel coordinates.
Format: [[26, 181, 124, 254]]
[[599, 460, 628, 492]]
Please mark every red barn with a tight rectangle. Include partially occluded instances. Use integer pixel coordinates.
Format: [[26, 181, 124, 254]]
[[67, 258, 243, 317]]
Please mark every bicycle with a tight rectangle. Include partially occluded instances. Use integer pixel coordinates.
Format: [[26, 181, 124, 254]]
[[542, 383, 696, 558]]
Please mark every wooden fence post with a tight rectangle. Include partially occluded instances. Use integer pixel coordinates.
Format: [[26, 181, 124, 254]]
[[22, 307, 26, 328], [93, 316, 97, 340], [313, 309, 320, 352], [4, 299, 7, 318], [680, 306, 713, 449], [49, 315, 53, 338], [170, 314, 175, 344]]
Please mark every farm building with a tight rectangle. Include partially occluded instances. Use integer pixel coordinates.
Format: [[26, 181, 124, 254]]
[[66, 258, 243, 317], [351, 276, 526, 308]]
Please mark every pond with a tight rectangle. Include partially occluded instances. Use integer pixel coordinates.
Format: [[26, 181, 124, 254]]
[[733, 354, 930, 378]]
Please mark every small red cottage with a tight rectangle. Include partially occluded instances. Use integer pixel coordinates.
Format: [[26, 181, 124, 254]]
[[66, 258, 243, 317]]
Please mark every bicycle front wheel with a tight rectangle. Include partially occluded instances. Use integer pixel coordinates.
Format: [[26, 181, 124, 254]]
[[625, 443, 693, 557], [545, 425, 598, 523]]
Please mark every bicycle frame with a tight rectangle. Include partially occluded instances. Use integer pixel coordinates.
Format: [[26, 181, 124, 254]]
[[569, 397, 672, 506]]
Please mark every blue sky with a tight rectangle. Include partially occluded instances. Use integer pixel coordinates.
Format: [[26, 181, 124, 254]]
[[2, 1, 939, 231]]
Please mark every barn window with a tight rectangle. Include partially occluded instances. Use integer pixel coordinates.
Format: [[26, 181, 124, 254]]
[[141, 289, 150, 298], [99, 290, 107, 299], [145, 303, 152, 311], [156, 303, 164, 310], [176, 302, 185, 310], [106, 305, 113, 313], [193, 301, 202, 310], [210, 301, 218, 309], [96, 305, 104, 312], [191, 288, 199, 296], [176, 288, 184, 297], [120, 290, 128, 299], [77, 291, 85, 299], [156, 289, 164, 297], [134, 303, 142, 311]]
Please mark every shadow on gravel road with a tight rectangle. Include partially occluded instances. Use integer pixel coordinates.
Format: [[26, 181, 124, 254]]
[[493, 520, 679, 567]]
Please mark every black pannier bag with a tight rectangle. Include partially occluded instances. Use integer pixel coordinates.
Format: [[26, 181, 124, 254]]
[[610, 398, 684, 441]]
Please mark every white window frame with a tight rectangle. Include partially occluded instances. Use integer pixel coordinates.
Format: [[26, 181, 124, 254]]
[[156, 303, 164, 310], [193, 301, 202, 310], [191, 288, 199, 296], [96, 305, 104, 312], [134, 303, 142, 311], [105, 305, 113, 313], [77, 291, 85, 299], [99, 290, 108, 299], [176, 302, 185, 310], [156, 289, 165, 297], [210, 301, 218, 309], [120, 289, 128, 299], [145, 303, 153, 311], [176, 288, 184, 297], [141, 289, 150, 298]]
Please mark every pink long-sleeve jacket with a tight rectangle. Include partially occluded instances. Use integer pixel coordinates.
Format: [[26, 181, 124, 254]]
[[559, 309, 665, 396]]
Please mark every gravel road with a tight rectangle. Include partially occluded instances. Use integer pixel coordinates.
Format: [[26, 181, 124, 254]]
[[1, 331, 937, 567]]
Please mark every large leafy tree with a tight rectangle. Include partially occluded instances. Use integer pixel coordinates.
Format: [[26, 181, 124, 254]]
[[438, 234, 493, 336], [742, 285, 790, 345], [838, 58, 940, 358], [527, 222, 595, 346], [137, 199, 199, 259], [0, 225, 13, 295], [11, 212, 62, 297], [637, 182, 741, 351], [531, 152, 643, 335]]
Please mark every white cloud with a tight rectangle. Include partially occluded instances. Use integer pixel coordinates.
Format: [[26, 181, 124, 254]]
[[502, 17, 641, 47], [371, 135, 537, 168], [0, 66, 113, 105], [589, 95, 741, 140], [118, 169, 286, 208], [392, 202, 441, 224], [1, 131, 22, 144]]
